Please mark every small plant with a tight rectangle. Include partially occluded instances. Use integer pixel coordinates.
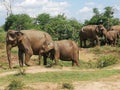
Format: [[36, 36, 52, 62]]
[[97, 55, 118, 68], [62, 82, 74, 90], [6, 79, 25, 90], [46, 59, 54, 67], [15, 68, 26, 76]]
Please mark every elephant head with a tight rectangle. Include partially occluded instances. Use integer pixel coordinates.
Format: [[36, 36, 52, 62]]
[[6, 30, 24, 68], [40, 40, 54, 54], [97, 25, 107, 36]]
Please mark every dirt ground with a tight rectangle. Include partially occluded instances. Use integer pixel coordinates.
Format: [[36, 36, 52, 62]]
[[1, 48, 120, 90]]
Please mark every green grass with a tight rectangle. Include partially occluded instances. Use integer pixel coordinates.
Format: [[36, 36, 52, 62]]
[[0, 69, 120, 86], [89, 46, 120, 54]]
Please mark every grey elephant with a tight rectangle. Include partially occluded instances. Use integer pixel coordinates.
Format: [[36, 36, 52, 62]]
[[6, 30, 54, 68], [110, 25, 120, 34], [79, 25, 105, 47], [42, 40, 79, 66], [99, 28, 119, 46]]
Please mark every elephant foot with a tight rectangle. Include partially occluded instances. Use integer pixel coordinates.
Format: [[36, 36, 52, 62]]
[[25, 63, 30, 66]]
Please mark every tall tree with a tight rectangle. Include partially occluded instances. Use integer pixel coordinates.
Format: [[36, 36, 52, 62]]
[[4, 14, 33, 31], [85, 6, 120, 29]]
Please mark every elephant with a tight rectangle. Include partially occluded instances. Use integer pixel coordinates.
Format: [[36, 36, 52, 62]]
[[79, 25, 106, 47], [110, 25, 120, 35], [100, 29, 119, 46], [6, 30, 54, 68], [42, 40, 79, 66]]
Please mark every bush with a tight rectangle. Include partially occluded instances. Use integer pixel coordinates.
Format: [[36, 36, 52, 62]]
[[97, 55, 118, 68], [46, 59, 54, 67], [62, 83, 74, 90], [6, 79, 25, 90]]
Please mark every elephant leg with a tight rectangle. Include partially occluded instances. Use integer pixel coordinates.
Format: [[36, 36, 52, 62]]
[[25, 53, 32, 66], [72, 60, 75, 66], [18, 50, 24, 67], [84, 40, 86, 47], [96, 37, 100, 46], [114, 39, 116, 46], [80, 39, 82, 47], [43, 54, 47, 65], [38, 55, 41, 65], [54, 52, 59, 65], [75, 60, 79, 66]]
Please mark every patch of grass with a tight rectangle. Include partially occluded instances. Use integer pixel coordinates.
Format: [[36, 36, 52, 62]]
[[89, 46, 119, 54], [89, 46, 103, 54], [5, 79, 25, 90], [0, 69, 120, 86], [79, 60, 97, 69], [11, 48, 18, 54], [97, 55, 118, 68], [0, 30, 6, 44]]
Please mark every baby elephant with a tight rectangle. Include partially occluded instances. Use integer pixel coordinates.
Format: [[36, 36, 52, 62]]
[[105, 30, 119, 46], [49, 40, 79, 66]]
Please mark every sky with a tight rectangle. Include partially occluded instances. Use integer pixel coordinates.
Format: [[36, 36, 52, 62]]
[[0, 0, 120, 26]]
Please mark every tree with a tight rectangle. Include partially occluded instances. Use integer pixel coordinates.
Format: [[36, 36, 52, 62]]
[[4, 14, 33, 31], [44, 14, 82, 41], [84, 6, 120, 29], [35, 13, 50, 30], [44, 14, 73, 40], [84, 8, 101, 25]]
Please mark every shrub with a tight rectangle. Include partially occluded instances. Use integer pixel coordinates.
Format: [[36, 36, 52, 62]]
[[6, 79, 25, 90], [46, 59, 54, 67], [97, 55, 118, 68], [15, 68, 26, 76], [62, 82, 74, 90]]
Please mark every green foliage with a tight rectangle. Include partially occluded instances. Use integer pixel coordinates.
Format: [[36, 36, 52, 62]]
[[84, 6, 120, 29], [46, 59, 54, 67], [35, 13, 50, 30], [97, 55, 118, 68], [62, 83, 74, 90], [79, 60, 97, 69], [15, 68, 26, 76], [6, 79, 25, 90], [4, 14, 33, 31], [3, 13, 82, 41], [0, 28, 6, 43]]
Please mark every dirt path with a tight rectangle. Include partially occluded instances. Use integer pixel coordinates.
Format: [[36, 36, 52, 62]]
[[1, 66, 120, 90], [0, 66, 75, 77]]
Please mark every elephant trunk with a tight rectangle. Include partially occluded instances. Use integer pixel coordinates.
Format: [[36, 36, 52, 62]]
[[6, 44, 12, 69]]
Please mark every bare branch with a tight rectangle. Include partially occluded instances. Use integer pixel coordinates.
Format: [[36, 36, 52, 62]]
[[2, 0, 14, 16]]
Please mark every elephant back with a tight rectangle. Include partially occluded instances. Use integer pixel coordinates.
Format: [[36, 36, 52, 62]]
[[110, 25, 120, 34]]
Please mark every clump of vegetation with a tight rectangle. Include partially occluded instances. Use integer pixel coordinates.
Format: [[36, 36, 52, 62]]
[[89, 46, 103, 54], [46, 59, 54, 67], [62, 82, 74, 90], [6, 79, 25, 90], [97, 55, 118, 68], [15, 68, 26, 76], [79, 60, 97, 69]]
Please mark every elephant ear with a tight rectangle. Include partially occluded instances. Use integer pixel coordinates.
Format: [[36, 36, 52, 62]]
[[7, 30, 17, 41], [95, 26, 99, 34], [15, 31, 24, 42]]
